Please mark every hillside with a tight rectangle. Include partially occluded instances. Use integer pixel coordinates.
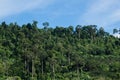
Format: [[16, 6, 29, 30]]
[[0, 21, 120, 80]]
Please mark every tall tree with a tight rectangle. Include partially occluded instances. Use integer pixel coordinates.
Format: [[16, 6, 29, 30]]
[[43, 22, 49, 30]]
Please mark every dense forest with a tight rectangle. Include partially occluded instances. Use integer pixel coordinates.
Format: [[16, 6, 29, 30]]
[[0, 21, 120, 80]]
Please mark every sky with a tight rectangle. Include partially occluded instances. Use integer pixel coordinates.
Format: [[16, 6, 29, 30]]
[[0, 0, 120, 34]]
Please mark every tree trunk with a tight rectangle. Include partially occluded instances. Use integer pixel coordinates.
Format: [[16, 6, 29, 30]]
[[42, 60, 44, 75], [68, 53, 71, 65], [77, 66, 80, 80], [32, 59, 35, 80], [24, 55, 27, 78], [53, 64, 55, 80]]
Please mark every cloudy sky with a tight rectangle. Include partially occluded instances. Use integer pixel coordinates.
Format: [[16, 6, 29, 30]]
[[0, 0, 120, 33]]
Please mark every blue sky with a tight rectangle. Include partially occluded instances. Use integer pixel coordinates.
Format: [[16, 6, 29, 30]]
[[0, 0, 120, 33]]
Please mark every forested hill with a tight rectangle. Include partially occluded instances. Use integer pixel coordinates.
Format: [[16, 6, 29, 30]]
[[0, 21, 120, 80]]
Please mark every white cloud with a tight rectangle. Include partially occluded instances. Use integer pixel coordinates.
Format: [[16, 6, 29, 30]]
[[0, 0, 54, 18], [80, 0, 120, 28], [113, 33, 120, 38]]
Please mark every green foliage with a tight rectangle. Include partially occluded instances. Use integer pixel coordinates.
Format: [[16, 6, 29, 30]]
[[0, 22, 120, 80], [6, 76, 21, 80]]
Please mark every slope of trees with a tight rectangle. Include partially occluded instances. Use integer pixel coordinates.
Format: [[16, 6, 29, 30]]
[[0, 21, 120, 80]]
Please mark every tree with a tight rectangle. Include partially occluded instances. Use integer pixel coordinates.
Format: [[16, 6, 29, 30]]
[[43, 22, 49, 30], [75, 25, 82, 39], [113, 28, 118, 34], [32, 20, 38, 28], [99, 27, 105, 36]]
